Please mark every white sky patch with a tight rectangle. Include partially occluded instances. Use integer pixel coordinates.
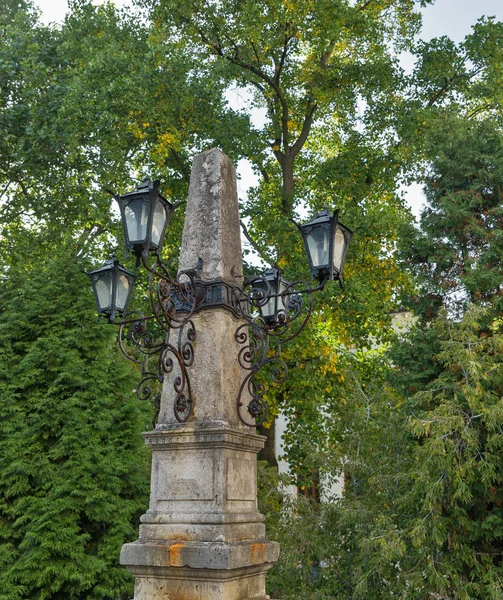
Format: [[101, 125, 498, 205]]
[[225, 84, 268, 130]]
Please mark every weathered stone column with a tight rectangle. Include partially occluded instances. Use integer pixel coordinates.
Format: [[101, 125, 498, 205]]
[[120, 148, 279, 600]]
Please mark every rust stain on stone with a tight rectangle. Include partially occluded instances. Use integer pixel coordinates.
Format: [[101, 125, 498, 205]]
[[251, 543, 265, 564], [168, 542, 185, 567]]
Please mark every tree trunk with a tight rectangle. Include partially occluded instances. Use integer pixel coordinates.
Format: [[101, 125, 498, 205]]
[[281, 152, 295, 215]]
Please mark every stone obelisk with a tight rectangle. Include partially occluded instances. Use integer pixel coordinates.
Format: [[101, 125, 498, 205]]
[[120, 148, 279, 599]]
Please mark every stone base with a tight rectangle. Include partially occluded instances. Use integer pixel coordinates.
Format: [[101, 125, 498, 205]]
[[121, 539, 279, 600], [129, 573, 272, 600], [121, 423, 280, 599]]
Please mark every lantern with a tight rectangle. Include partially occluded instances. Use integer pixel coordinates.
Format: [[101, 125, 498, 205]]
[[252, 267, 290, 323], [88, 256, 136, 322], [298, 208, 353, 282], [116, 178, 173, 257]]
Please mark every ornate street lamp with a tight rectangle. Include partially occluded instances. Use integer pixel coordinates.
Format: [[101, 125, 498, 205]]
[[250, 267, 290, 325], [115, 178, 173, 257], [297, 208, 353, 283], [88, 256, 136, 323], [90, 172, 354, 427]]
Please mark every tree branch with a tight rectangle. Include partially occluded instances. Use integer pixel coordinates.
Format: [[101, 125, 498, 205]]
[[357, 0, 376, 11], [169, 148, 191, 182], [196, 26, 291, 155], [275, 24, 292, 86], [0, 181, 11, 201], [426, 66, 482, 107], [466, 102, 496, 120], [320, 40, 336, 69], [291, 95, 317, 159], [240, 218, 273, 265]]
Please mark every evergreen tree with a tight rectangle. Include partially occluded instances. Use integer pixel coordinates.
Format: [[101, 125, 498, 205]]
[[399, 116, 503, 320], [385, 116, 503, 598], [0, 249, 151, 600], [405, 306, 503, 599]]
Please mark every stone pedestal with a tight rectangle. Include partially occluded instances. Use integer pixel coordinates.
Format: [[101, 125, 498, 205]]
[[120, 149, 279, 599]]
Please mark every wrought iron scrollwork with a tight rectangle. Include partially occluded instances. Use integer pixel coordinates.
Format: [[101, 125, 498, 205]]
[[234, 276, 317, 427], [108, 247, 325, 429], [115, 255, 198, 427]]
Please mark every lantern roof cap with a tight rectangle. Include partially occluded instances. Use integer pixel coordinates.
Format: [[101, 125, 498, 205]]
[[88, 254, 135, 279], [258, 267, 291, 290], [88, 254, 118, 274], [119, 178, 159, 201], [302, 206, 337, 228], [263, 266, 281, 277]]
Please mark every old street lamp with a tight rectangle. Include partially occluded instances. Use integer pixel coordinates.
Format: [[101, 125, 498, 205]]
[[298, 208, 353, 283], [90, 169, 354, 427], [89, 178, 199, 426], [88, 255, 136, 323], [251, 267, 290, 325], [115, 178, 173, 257]]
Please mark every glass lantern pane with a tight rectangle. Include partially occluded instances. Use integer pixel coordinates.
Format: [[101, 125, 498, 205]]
[[261, 293, 276, 318], [125, 197, 148, 243], [93, 273, 112, 311], [333, 226, 346, 273], [278, 278, 289, 311], [116, 273, 131, 311], [151, 201, 167, 247], [306, 226, 329, 268], [252, 281, 274, 318]]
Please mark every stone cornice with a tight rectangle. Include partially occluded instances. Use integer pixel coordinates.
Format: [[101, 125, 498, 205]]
[[121, 539, 280, 573], [143, 427, 266, 453]]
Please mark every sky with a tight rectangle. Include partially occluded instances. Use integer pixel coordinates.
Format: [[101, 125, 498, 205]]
[[33, 0, 503, 32], [31, 0, 503, 216]]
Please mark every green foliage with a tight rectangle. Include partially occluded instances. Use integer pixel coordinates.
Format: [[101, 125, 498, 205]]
[[404, 307, 503, 599], [261, 307, 503, 599], [385, 96, 503, 598], [259, 106, 503, 599], [258, 351, 420, 599], [0, 250, 152, 600], [399, 115, 503, 319], [0, 8, 158, 597], [141, 0, 432, 215]]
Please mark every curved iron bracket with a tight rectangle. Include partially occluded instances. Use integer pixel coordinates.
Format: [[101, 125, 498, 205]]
[[233, 276, 318, 427]]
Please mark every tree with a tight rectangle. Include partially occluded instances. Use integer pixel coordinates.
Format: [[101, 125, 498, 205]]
[[0, 4, 159, 598], [258, 347, 419, 600], [142, 0, 430, 201], [0, 248, 152, 600], [264, 307, 503, 600], [398, 116, 503, 319], [404, 306, 503, 600], [258, 23, 503, 595], [382, 47, 503, 598]]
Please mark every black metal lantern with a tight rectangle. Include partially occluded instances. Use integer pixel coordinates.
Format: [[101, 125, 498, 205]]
[[298, 208, 353, 282], [116, 178, 173, 257], [88, 256, 136, 322], [252, 267, 290, 323]]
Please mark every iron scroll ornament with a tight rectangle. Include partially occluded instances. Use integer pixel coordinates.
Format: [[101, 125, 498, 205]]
[[233, 275, 320, 427], [94, 256, 335, 428], [113, 254, 199, 427]]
